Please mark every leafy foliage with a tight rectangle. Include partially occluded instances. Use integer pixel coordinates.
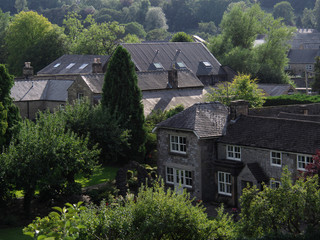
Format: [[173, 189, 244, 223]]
[[312, 56, 320, 93], [205, 73, 265, 107], [239, 167, 320, 238], [209, 4, 295, 84], [5, 11, 67, 75], [264, 94, 320, 106], [102, 46, 146, 163], [24, 182, 236, 240], [273, 1, 295, 26], [171, 31, 193, 42], [1, 110, 100, 215], [60, 99, 129, 164]]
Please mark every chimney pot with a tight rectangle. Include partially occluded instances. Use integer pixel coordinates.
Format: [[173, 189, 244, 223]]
[[23, 62, 33, 79], [168, 68, 178, 89]]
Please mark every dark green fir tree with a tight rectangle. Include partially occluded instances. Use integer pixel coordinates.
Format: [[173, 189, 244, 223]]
[[102, 46, 146, 163]]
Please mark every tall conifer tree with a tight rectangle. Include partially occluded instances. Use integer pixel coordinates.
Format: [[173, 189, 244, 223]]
[[102, 46, 146, 162]]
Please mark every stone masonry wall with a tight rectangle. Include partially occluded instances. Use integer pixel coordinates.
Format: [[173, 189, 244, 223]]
[[68, 77, 94, 104], [157, 129, 203, 200]]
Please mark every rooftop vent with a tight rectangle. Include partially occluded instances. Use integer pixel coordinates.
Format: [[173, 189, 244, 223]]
[[153, 62, 163, 70], [176, 62, 186, 69], [54, 63, 61, 68]]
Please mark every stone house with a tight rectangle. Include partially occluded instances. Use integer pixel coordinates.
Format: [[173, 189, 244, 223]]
[[68, 67, 207, 116], [286, 48, 320, 76], [12, 55, 109, 119], [155, 101, 320, 206]]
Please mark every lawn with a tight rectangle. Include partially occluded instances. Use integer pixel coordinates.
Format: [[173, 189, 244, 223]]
[[76, 165, 118, 187], [0, 227, 31, 240]]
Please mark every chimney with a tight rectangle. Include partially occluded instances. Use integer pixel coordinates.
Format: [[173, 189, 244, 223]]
[[167, 65, 178, 89], [23, 62, 33, 79], [229, 100, 249, 120], [92, 58, 103, 73]]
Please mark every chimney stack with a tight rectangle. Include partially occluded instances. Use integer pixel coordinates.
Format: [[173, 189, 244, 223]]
[[92, 58, 103, 73], [23, 62, 33, 79], [167, 65, 178, 89], [229, 100, 249, 120]]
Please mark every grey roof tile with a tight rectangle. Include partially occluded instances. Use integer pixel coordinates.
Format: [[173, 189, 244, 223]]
[[11, 80, 73, 101], [288, 49, 320, 64], [257, 84, 294, 96], [156, 102, 229, 138], [247, 162, 269, 183], [220, 115, 320, 155], [37, 55, 109, 75], [121, 42, 225, 77]]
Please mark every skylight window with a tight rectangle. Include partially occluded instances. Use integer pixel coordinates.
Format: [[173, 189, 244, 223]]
[[54, 63, 61, 68], [79, 63, 88, 69], [66, 63, 75, 69], [176, 62, 186, 69], [202, 61, 212, 68], [153, 62, 163, 70]]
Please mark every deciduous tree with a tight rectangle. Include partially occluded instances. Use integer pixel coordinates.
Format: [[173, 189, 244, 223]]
[[171, 32, 193, 42], [205, 73, 265, 107], [273, 1, 295, 26]]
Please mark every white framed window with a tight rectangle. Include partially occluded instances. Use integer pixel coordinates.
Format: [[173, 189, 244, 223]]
[[306, 64, 313, 71], [218, 171, 232, 196], [227, 145, 241, 161], [170, 135, 186, 154], [297, 154, 313, 171], [270, 180, 281, 189], [166, 167, 192, 188], [271, 151, 282, 166], [77, 93, 84, 100]]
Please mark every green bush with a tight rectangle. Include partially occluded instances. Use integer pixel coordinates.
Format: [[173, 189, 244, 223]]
[[24, 182, 236, 240], [264, 94, 320, 106]]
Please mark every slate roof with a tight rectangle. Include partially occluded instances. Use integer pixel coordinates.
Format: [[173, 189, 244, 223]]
[[37, 55, 109, 75], [155, 102, 229, 138], [121, 42, 226, 76], [247, 163, 269, 183], [137, 69, 203, 91], [289, 31, 320, 49], [76, 69, 203, 93], [219, 115, 320, 155], [142, 88, 206, 116], [287, 49, 320, 64], [80, 74, 105, 93], [277, 112, 320, 122], [258, 84, 294, 96], [11, 80, 73, 101]]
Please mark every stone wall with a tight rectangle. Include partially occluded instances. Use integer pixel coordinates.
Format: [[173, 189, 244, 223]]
[[157, 128, 208, 200], [68, 77, 95, 104], [15, 100, 65, 119]]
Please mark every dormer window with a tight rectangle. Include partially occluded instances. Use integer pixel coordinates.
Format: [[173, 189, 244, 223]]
[[201, 61, 212, 68], [66, 63, 75, 69], [54, 63, 61, 68], [79, 63, 88, 69], [176, 62, 186, 69], [153, 62, 163, 70]]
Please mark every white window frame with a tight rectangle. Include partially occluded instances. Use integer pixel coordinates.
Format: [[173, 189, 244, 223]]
[[166, 167, 192, 188], [306, 64, 313, 71], [297, 154, 313, 171], [270, 151, 282, 167], [270, 180, 281, 189], [226, 145, 241, 161], [218, 171, 232, 196], [170, 135, 186, 154], [77, 93, 84, 100]]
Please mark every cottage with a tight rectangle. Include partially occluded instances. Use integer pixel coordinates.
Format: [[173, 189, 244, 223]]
[[155, 101, 320, 206]]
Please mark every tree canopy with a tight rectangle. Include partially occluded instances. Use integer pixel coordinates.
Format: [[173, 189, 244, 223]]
[[209, 3, 295, 84], [5, 11, 67, 75], [171, 32, 193, 42], [205, 73, 265, 108], [102, 46, 146, 163]]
